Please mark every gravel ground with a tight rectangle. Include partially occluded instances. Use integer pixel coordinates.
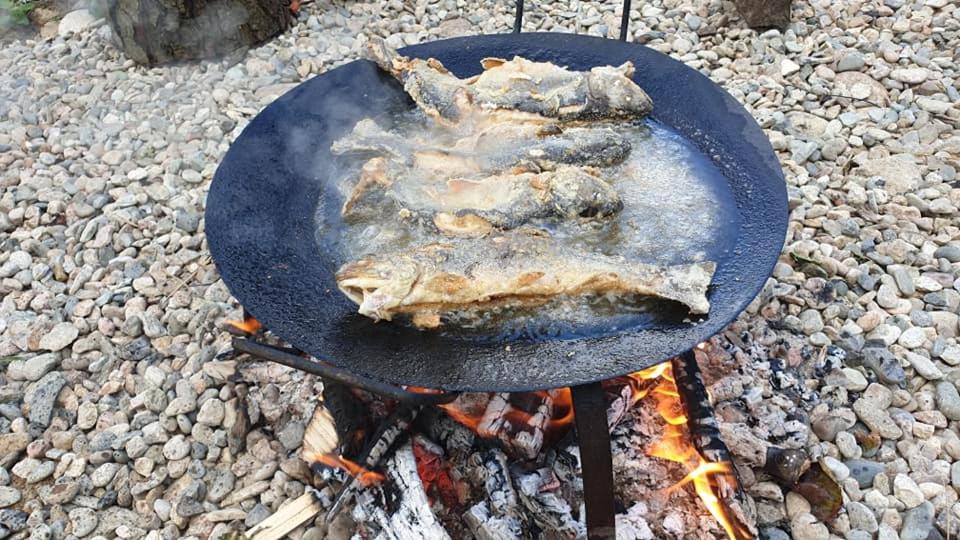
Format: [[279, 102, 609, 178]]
[[0, 0, 959, 538]]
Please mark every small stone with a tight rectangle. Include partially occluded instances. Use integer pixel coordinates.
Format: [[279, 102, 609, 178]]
[[196, 399, 224, 426], [893, 474, 924, 508], [69, 507, 98, 537], [934, 245, 960, 263], [91, 462, 119, 487], [936, 381, 960, 420], [853, 389, 902, 439], [781, 59, 801, 77], [904, 352, 943, 380], [245, 504, 271, 528], [900, 501, 934, 540], [862, 348, 905, 385], [822, 456, 849, 482], [790, 512, 829, 540], [11, 354, 59, 382], [842, 368, 868, 391], [898, 328, 927, 349], [162, 435, 190, 461], [0, 487, 20, 508], [799, 309, 824, 335], [101, 150, 123, 166], [836, 50, 866, 72], [77, 401, 98, 430], [39, 323, 78, 352], [846, 501, 878, 533], [24, 371, 67, 427], [891, 68, 929, 84]]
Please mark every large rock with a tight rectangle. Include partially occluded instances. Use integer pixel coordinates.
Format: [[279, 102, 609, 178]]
[[854, 154, 922, 195], [58, 9, 98, 36], [732, 0, 791, 28], [106, 0, 293, 65]]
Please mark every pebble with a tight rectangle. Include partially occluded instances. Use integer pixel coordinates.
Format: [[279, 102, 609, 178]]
[[68, 508, 98, 537], [162, 435, 190, 461], [24, 372, 67, 427], [904, 352, 943, 380], [38, 323, 78, 352], [862, 348, 906, 385], [937, 382, 960, 421], [0, 487, 20, 508], [900, 501, 935, 540], [847, 460, 885, 488], [893, 474, 924, 508]]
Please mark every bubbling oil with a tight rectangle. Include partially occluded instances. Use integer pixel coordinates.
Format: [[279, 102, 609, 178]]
[[321, 114, 740, 340]]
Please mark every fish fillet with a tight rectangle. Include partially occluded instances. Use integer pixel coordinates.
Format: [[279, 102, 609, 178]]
[[342, 159, 623, 230], [336, 229, 715, 323], [366, 38, 653, 122]]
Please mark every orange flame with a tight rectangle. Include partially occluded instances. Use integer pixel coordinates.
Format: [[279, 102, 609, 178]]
[[225, 316, 262, 335], [627, 362, 749, 540], [303, 451, 385, 487], [437, 389, 574, 443]]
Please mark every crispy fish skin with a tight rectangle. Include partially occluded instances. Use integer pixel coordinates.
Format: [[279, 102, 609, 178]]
[[332, 119, 634, 170], [343, 161, 623, 229], [336, 230, 716, 321], [365, 38, 653, 122], [470, 57, 653, 121]]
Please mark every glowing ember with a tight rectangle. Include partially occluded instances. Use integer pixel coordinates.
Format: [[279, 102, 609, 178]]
[[412, 440, 461, 509], [438, 388, 574, 442], [628, 362, 750, 540], [303, 451, 385, 487], [225, 316, 262, 335]]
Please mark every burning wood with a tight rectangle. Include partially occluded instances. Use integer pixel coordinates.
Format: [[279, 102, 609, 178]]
[[625, 361, 754, 540], [437, 389, 573, 459], [224, 313, 262, 335], [289, 351, 756, 539]]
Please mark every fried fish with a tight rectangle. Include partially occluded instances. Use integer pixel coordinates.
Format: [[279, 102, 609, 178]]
[[366, 38, 653, 122], [336, 229, 715, 323], [332, 119, 634, 171], [342, 159, 623, 231]]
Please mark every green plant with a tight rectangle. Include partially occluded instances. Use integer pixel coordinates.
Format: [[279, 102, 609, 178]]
[[0, 0, 34, 30]]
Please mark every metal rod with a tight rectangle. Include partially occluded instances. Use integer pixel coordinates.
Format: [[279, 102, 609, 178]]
[[572, 382, 616, 539], [513, 0, 524, 33], [232, 337, 458, 405], [619, 0, 632, 41]]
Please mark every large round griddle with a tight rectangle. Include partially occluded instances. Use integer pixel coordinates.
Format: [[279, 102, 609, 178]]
[[206, 33, 787, 392]]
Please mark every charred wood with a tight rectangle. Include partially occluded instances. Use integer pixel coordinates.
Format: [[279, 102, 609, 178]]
[[355, 441, 451, 540]]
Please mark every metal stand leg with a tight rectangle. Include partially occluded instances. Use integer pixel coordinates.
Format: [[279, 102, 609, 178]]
[[572, 382, 616, 539]]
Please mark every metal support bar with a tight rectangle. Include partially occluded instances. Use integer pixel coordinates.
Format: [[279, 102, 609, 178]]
[[232, 337, 458, 405], [619, 0, 632, 41], [513, 0, 524, 33], [512, 0, 631, 40], [571, 382, 616, 539]]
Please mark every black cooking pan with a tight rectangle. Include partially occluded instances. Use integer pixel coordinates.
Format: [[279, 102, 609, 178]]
[[206, 32, 787, 392]]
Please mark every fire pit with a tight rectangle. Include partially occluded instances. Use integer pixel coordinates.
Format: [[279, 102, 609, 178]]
[[205, 2, 787, 537]]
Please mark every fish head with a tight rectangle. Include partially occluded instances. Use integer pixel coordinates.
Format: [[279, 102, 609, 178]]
[[335, 256, 421, 321], [547, 167, 623, 219], [587, 63, 654, 117]]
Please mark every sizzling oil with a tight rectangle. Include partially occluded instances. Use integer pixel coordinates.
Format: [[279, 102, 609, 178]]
[[321, 116, 740, 340]]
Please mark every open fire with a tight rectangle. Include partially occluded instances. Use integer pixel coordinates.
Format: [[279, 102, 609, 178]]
[[304, 356, 748, 539]]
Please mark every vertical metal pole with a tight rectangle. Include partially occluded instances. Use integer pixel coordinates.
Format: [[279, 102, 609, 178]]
[[619, 0, 632, 41], [571, 382, 616, 539], [513, 0, 524, 33]]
